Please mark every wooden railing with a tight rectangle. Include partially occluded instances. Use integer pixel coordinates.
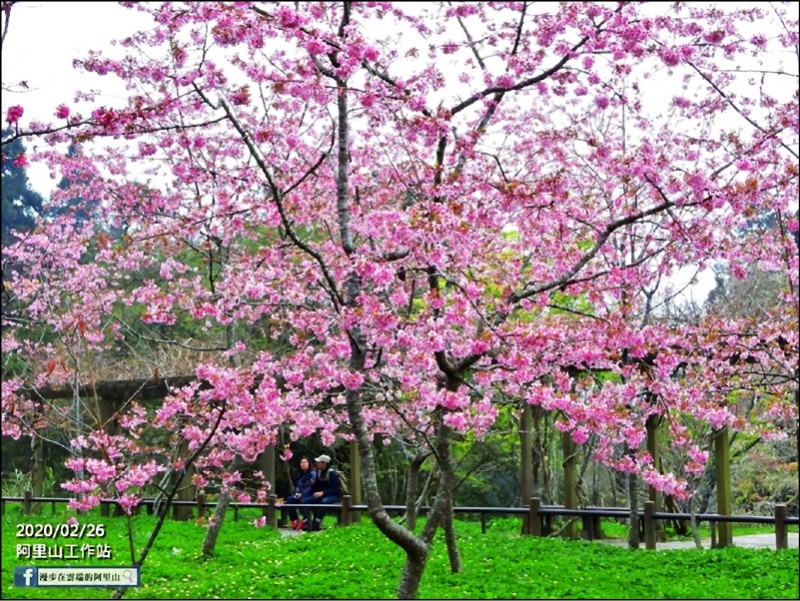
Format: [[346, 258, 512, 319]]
[[3, 492, 796, 550]]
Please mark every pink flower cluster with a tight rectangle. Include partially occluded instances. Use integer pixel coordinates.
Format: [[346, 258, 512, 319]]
[[6, 105, 23, 124]]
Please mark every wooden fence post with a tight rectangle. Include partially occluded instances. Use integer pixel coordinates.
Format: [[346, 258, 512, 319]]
[[713, 427, 732, 547], [644, 501, 656, 550], [23, 490, 32, 515], [267, 494, 277, 529], [529, 497, 542, 537], [774, 504, 788, 550], [341, 495, 352, 527]]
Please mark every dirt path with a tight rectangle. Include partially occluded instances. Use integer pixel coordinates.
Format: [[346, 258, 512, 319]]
[[595, 532, 799, 551]]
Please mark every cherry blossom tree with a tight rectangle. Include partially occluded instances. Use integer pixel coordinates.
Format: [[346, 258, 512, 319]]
[[3, 2, 798, 598]]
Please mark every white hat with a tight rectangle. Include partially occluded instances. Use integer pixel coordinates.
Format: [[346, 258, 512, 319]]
[[314, 454, 332, 464]]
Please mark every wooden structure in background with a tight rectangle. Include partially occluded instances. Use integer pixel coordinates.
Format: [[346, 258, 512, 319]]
[[22, 376, 363, 519]]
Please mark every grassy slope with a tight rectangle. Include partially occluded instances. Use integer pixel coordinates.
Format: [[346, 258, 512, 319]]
[[2, 507, 798, 599]]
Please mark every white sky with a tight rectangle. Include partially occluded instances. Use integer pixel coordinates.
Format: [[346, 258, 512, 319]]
[[2, 2, 151, 192]]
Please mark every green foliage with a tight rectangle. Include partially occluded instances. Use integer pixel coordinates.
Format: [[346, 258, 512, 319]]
[[1, 469, 32, 497], [598, 520, 629, 539], [549, 290, 595, 318], [0, 467, 59, 499], [450, 407, 521, 507], [732, 447, 798, 516], [3, 508, 797, 599]]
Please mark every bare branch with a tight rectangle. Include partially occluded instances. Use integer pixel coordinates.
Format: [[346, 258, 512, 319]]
[[510, 194, 679, 304], [454, 9, 487, 71], [688, 61, 799, 160]]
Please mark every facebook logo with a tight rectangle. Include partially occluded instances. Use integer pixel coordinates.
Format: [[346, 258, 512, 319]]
[[14, 567, 37, 587]]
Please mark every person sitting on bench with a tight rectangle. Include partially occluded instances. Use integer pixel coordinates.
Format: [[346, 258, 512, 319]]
[[306, 454, 342, 531], [284, 456, 316, 530]]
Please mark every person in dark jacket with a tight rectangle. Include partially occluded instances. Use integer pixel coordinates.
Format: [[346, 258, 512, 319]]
[[284, 457, 316, 530], [306, 454, 341, 531]]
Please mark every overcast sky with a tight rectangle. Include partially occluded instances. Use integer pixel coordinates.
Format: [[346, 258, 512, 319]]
[[2, 3, 148, 110], [3, 3, 151, 191]]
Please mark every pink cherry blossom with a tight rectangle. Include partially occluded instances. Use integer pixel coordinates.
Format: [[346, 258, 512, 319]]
[[6, 105, 23, 123], [2, 3, 796, 595], [253, 516, 267, 528]]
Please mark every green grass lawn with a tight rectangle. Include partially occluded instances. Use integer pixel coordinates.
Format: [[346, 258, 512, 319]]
[[2, 507, 798, 599]]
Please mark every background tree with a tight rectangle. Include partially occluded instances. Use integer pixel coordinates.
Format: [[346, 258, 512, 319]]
[[1, 128, 42, 245]]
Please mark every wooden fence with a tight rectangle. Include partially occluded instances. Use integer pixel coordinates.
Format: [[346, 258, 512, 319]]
[[3, 492, 796, 551]]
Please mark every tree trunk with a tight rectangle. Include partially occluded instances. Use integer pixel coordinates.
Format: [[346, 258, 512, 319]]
[[435, 420, 460, 573], [696, 461, 716, 514], [397, 556, 427, 600], [345, 342, 432, 599], [258, 445, 276, 499], [349, 439, 362, 521], [31, 434, 43, 514], [332, 29, 447, 593], [520, 404, 533, 534], [173, 440, 195, 521], [112, 405, 229, 599], [688, 494, 704, 549], [665, 495, 689, 536], [562, 431, 578, 540], [201, 456, 243, 557], [627, 472, 640, 549], [414, 465, 437, 525], [645, 415, 667, 542], [404, 451, 430, 532], [201, 490, 232, 558], [532, 405, 542, 497], [442, 496, 460, 573], [520, 403, 532, 505], [609, 468, 618, 508], [400, 416, 463, 590]]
